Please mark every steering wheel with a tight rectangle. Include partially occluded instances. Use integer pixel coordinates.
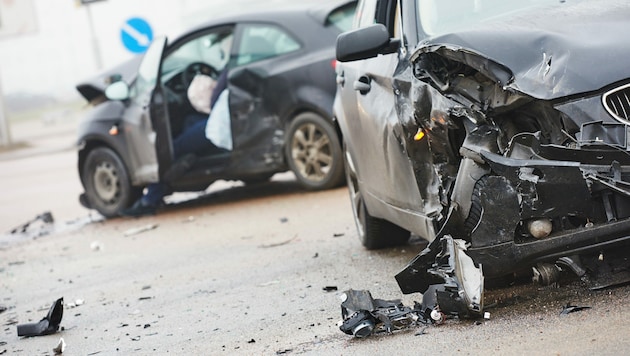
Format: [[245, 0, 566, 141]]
[[181, 62, 219, 88]]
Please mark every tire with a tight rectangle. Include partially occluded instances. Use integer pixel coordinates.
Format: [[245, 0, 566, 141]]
[[82, 147, 141, 218], [344, 144, 410, 249], [285, 112, 344, 190]]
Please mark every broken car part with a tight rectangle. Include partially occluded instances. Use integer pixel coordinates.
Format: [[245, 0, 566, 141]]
[[339, 289, 423, 338], [8, 211, 54, 237], [17, 297, 63, 337], [396, 236, 483, 319]]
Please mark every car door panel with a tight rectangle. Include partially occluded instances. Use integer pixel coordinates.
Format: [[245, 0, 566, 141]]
[[122, 37, 170, 185]]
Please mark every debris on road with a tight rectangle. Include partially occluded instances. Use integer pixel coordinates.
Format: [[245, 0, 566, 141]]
[[8, 211, 54, 238], [338, 289, 425, 338], [17, 297, 64, 337], [123, 224, 158, 237], [52, 337, 66, 354], [560, 304, 591, 315], [259, 235, 297, 248], [323, 286, 338, 292], [90, 241, 103, 251], [396, 236, 484, 319], [66, 299, 84, 309], [338, 281, 489, 338]]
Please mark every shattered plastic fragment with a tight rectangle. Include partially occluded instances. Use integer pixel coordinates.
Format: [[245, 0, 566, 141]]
[[560, 304, 591, 315], [396, 236, 484, 319], [53, 337, 66, 354], [338, 289, 425, 338], [17, 297, 63, 337], [123, 224, 158, 237]]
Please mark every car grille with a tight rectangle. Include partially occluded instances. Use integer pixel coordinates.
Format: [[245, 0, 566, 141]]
[[603, 83, 630, 123]]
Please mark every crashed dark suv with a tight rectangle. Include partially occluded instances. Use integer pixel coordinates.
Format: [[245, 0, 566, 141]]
[[334, 0, 630, 316]]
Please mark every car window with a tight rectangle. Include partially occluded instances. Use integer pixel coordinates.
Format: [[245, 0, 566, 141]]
[[235, 24, 301, 66], [417, 0, 560, 36], [326, 2, 358, 33], [162, 27, 234, 77]]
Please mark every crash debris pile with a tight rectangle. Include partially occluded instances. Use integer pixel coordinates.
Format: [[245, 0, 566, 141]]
[[339, 236, 486, 337]]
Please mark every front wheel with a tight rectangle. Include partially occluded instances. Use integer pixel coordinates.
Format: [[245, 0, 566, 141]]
[[344, 144, 410, 249], [285, 112, 344, 190], [81, 147, 141, 218]]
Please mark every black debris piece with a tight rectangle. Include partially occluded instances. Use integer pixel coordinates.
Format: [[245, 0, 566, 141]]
[[323, 286, 338, 292], [17, 297, 64, 337], [333, 233, 344, 237], [338, 289, 424, 338], [8, 211, 54, 238], [276, 349, 293, 355], [560, 304, 591, 315], [396, 236, 484, 319], [279, 217, 288, 223], [248, 339, 256, 343], [0, 305, 7, 314]]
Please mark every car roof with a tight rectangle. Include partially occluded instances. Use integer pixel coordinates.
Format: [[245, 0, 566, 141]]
[[172, 0, 356, 40]]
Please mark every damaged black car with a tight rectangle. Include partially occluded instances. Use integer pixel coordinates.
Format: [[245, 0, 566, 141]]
[[76, 0, 357, 217], [334, 0, 630, 317]]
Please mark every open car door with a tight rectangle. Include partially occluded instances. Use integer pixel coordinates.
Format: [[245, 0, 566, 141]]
[[122, 36, 173, 184]]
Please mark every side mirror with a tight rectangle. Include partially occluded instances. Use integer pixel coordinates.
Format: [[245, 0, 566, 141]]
[[336, 24, 400, 62], [104, 81, 130, 101]]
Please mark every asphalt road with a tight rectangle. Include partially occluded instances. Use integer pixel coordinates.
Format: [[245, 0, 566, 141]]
[[1, 139, 630, 355]]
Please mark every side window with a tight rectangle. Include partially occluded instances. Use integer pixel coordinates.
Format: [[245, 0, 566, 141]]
[[235, 24, 301, 67], [325, 2, 358, 33], [162, 27, 234, 75]]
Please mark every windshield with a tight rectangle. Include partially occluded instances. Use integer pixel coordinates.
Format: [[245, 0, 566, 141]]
[[417, 0, 564, 36]]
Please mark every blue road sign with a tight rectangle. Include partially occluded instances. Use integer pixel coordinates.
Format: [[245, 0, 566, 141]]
[[120, 17, 153, 53]]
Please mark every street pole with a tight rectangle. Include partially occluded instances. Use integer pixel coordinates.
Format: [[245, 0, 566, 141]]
[[85, 2, 103, 70], [0, 69, 12, 147]]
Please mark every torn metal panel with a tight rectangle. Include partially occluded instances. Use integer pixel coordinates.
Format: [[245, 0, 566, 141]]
[[396, 236, 484, 318], [17, 298, 63, 337]]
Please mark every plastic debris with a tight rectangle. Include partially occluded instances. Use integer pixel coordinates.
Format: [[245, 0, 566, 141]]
[[8, 211, 55, 238], [560, 304, 591, 315], [123, 224, 158, 237], [53, 337, 66, 354], [17, 297, 64, 337], [338, 289, 424, 338]]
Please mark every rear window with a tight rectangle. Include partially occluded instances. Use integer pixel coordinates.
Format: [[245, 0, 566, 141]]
[[326, 2, 357, 32]]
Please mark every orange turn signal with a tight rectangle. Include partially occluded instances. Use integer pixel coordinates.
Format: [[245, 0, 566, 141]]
[[414, 128, 425, 141], [108, 125, 119, 136]]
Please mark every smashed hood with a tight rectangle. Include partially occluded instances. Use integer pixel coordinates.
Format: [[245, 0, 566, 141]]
[[412, 0, 630, 100]]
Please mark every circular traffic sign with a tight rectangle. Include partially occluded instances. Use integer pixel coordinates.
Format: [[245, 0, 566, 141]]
[[120, 17, 153, 53]]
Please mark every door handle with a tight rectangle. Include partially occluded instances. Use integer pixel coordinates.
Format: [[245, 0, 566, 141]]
[[353, 76, 371, 94], [336, 70, 345, 86]]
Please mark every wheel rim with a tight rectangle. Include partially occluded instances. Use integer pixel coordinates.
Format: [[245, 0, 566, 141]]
[[93, 161, 121, 204], [291, 123, 333, 182], [345, 148, 365, 238]]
